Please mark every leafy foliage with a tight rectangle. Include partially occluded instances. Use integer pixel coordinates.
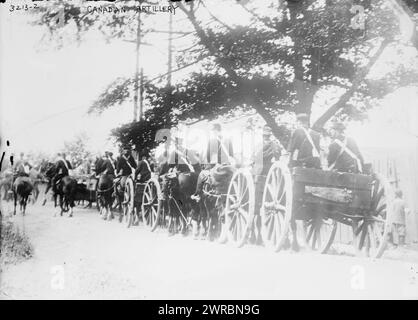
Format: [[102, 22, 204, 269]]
[[62, 132, 92, 167]]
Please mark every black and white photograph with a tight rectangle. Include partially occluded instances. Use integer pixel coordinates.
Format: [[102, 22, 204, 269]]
[[1, 0, 418, 302]]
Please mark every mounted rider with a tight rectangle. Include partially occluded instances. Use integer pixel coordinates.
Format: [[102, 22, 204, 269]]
[[114, 146, 137, 192], [98, 151, 117, 177], [327, 122, 364, 174], [51, 152, 73, 193], [191, 123, 236, 240], [13, 152, 32, 179], [287, 113, 321, 169], [194, 123, 235, 201]]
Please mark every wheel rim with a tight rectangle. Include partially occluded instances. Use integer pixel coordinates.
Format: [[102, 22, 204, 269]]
[[225, 169, 255, 246], [353, 175, 392, 258], [305, 217, 337, 253], [141, 179, 160, 230], [261, 162, 292, 251], [123, 178, 134, 227]]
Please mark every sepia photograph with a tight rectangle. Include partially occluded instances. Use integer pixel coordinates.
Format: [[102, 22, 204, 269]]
[[0, 0, 418, 303]]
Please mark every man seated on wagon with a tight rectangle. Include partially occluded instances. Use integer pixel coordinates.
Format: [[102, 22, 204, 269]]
[[327, 122, 364, 174], [286, 113, 321, 169]]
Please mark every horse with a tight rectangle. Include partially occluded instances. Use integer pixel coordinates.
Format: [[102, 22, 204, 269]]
[[162, 166, 199, 236], [96, 172, 115, 220], [192, 164, 235, 241], [40, 161, 57, 206], [12, 176, 34, 215], [28, 167, 45, 203], [55, 175, 78, 217]]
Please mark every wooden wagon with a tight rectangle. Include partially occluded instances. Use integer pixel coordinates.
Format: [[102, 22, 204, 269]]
[[223, 160, 393, 258]]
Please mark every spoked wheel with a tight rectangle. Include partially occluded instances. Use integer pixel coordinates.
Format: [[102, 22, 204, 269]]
[[304, 216, 337, 253], [260, 161, 292, 252], [141, 177, 162, 232], [123, 177, 135, 228], [225, 169, 255, 247], [352, 174, 393, 258]]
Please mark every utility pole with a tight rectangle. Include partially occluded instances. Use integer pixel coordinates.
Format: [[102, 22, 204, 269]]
[[139, 67, 144, 120], [133, 11, 142, 122], [167, 11, 173, 87]]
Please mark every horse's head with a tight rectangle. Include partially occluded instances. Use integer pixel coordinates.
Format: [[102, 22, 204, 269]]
[[94, 157, 105, 174], [44, 162, 56, 179]]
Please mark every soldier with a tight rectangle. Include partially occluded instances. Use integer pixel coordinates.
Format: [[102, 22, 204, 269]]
[[135, 150, 152, 183], [51, 153, 72, 193], [205, 123, 235, 168], [287, 113, 321, 169], [390, 189, 408, 247], [327, 122, 364, 174], [98, 151, 116, 177], [251, 125, 283, 244], [115, 147, 137, 185], [13, 152, 31, 178]]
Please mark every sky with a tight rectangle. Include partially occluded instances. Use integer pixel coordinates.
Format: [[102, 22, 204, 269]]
[[0, 0, 417, 159]]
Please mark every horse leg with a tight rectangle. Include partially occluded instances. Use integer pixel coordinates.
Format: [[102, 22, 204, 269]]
[[59, 195, 64, 216], [13, 191, 17, 216], [290, 218, 300, 252], [22, 196, 28, 215]]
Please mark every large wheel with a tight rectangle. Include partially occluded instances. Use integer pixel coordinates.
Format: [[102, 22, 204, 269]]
[[141, 177, 162, 232], [260, 161, 293, 252], [123, 177, 135, 228], [352, 174, 393, 258], [304, 216, 337, 253], [224, 169, 255, 247]]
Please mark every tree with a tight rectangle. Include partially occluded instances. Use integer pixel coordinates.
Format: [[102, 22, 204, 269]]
[[94, 0, 418, 151], [34, 0, 418, 151], [62, 133, 92, 167]]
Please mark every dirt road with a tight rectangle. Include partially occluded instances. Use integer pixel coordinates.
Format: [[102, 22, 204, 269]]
[[1, 202, 418, 299]]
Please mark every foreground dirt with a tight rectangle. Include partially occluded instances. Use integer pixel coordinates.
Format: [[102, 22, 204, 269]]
[[1, 202, 418, 300]]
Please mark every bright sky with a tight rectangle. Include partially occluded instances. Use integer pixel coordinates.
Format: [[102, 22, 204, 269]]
[[0, 0, 417, 159]]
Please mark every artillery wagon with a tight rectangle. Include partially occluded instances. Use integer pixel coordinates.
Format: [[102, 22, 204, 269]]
[[223, 160, 393, 258]]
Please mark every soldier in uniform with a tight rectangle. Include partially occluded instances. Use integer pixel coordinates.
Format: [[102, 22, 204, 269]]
[[51, 153, 72, 193], [13, 152, 32, 179], [287, 113, 321, 169], [115, 147, 137, 188], [250, 125, 283, 244], [97, 151, 116, 177], [135, 151, 152, 183], [327, 122, 364, 174]]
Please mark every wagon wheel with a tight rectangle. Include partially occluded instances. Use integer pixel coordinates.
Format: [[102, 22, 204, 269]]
[[141, 177, 162, 232], [260, 161, 292, 252], [304, 216, 337, 253], [123, 177, 135, 228], [225, 169, 255, 247], [352, 174, 393, 258]]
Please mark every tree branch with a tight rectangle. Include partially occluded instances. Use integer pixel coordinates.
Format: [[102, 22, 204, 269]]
[[312, 39, 391, 129]]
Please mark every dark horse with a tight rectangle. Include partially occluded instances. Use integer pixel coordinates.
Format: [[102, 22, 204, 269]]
[[40, 161, 77, 216], [40, 161, 56, 206], [13, 176, 34, 215], [95, 157, 115, 221], [162, 169, 199, 236], [55, 175, 78, 217]]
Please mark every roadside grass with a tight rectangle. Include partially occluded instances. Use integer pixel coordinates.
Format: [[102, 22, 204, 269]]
[[0, 212, 34, 266]]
